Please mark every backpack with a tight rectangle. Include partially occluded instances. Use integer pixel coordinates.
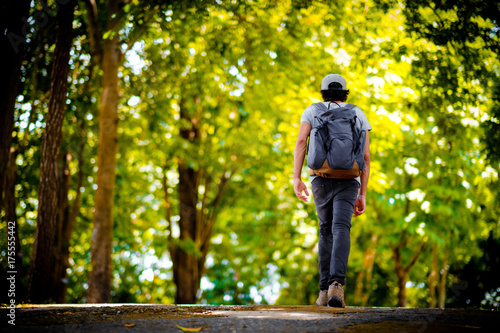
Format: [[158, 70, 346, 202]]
[[307, 103, 366, 179]]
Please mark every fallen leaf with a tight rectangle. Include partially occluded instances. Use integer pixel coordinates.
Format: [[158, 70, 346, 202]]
[[124, 323, 136, 327], [176, 324, 203, 331]]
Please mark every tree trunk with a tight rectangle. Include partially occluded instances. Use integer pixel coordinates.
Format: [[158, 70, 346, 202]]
[[52, 152, 72, 303], [0, 0, 30, 213], [29, 0, 76, 303], [429, 244, 449, 309], [396, 269, 408, 307], [354, 268, 366, 304], [57, 119, 86, 302], [170, 99, 231, 304], [391, 238, 425, 307], [173, 161, 201, 304], [354, 234, 377, 306], [429, 244, 438, 308], [52, 71, 88, 303], [437, 247, 449, 309], [362, 257, 375, 306], [86, 0, 122, 303], [173, 98, 202, 304], [172, 163, 230, 304]]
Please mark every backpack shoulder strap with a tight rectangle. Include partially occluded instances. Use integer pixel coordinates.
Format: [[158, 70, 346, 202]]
[[312, 102, 329, 112]]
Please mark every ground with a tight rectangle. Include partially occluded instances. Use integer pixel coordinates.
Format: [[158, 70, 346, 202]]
[[1, 304, 499, 332]]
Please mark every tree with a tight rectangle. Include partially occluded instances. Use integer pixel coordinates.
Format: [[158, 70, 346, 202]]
[[0, 0, 30, 212], [52, 90, 88, 303], [448, 230, 500, 309], [400, 0, 500, 307], [0, 4, 31, 300], [83, 0, 123, 303], [29, 0, 77, 303], [111, 0, 325, 303], [83, 0, 213, 303]]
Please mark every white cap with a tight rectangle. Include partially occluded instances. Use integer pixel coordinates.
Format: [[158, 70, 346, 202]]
[[321, 74, 347, 90]]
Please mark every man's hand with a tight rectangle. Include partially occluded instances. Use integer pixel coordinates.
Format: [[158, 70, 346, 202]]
[[294, 178, 310, 203], [353, 196, 365, 217]]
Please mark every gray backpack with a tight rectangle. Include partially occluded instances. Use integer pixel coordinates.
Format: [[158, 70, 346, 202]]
[[307, 103, 366, 179]]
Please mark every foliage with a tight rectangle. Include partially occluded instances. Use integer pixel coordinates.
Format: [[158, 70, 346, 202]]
[[0, 0, 498, 307]]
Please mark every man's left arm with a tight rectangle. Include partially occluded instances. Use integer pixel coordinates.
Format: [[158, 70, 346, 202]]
[[354, 131, 370, 216]]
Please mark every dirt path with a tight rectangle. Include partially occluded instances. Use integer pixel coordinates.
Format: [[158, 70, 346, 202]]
[[1, 304, 498, 332]]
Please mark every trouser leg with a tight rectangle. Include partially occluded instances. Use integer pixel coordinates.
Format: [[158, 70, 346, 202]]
[[312, 177, 334, 291], [329, 180, 359, 286]]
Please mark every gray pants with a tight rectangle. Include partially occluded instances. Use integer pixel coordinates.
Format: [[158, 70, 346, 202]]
[[312, 177, 359, 290]]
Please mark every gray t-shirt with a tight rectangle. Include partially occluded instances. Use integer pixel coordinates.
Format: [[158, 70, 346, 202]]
[[300, 102, 372, 184]]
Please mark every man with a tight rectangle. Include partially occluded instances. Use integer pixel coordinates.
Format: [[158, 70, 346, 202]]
[[293, 74, 371, 307]]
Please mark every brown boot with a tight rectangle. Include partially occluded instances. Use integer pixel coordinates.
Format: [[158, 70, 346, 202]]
[[327, 282, 345, 308], [315, 290, 328, 306]]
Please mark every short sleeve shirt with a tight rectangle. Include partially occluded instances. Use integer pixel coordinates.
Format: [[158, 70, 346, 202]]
[[301, 102, 372, 184]]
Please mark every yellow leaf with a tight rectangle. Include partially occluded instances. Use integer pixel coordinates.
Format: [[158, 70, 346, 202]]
[[176, 324, 203, 331], [123, 323, 136, 327]]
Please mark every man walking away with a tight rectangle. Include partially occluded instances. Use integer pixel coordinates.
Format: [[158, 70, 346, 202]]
[[293, 74, 371, 307]]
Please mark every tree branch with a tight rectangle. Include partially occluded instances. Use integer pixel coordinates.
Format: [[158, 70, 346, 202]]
[[68, 117, 86, 226], [200, 167, 232, 247], [391, 246, 402, 274], [124, 20, 151, 53], [195, 169, 211, 247], [404, 239, 425, 274], [84, 0, 103, 65]]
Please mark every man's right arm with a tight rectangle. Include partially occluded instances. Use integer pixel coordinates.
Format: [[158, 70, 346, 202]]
[[294, 122, 312, 202]]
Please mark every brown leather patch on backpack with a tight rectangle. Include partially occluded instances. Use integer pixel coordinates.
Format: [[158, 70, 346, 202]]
[[310, 159, 361, 179]]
